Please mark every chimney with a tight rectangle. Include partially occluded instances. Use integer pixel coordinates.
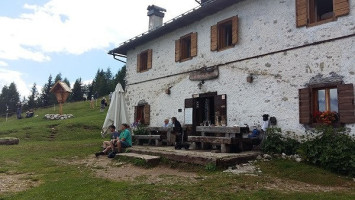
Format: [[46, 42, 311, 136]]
[[147, 5, 166, 31]]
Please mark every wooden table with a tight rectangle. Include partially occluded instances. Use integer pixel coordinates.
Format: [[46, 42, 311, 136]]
[[188, 126, 241, 153], [146, 127, 174, 145]]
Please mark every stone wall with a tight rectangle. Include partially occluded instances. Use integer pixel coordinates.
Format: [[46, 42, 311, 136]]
[[124, 0, 355, 135]]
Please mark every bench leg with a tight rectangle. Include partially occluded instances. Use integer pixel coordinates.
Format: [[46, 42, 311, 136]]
[[221, 144, 230, 153], [190, 142, 197, 150], [155, 139, 162, 146]]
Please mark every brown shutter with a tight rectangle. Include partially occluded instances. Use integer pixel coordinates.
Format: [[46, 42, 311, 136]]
[[214, 94, 227, 126], [185, 98, 193, 108], [134, 106, 138, 122], [210, 24, 218, 51], [147, 49, 152, 69], [136, 54, 141, 72], [143, 104, 150, 125], [296, 0, 307, 27], [333, 0, 350, 17], [299, 88, 312, 124], [338, 84, 355, 123], [175, 39, 181, 62], [190, 32, 197, 57], [231, 16, 238, 45]]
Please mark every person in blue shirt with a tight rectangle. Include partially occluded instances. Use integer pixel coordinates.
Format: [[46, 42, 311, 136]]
[[95, 125, 120, 157]]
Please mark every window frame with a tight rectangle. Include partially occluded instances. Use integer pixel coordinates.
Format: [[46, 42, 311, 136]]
[[211, 16, 238, 52], [175, 32, 197, 63], [136, 49, 152, 73]]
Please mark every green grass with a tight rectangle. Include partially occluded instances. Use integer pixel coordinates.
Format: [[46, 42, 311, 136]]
[[0, 100, 354, 199]]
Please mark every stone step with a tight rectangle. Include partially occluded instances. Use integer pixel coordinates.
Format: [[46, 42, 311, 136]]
[[118, 152, 161, 165]]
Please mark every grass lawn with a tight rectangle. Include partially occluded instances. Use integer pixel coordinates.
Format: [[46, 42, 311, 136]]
[[0, 101, 354, 200]]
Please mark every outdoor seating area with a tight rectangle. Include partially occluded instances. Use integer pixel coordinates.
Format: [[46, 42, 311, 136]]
[[132, 125, 261, 153]]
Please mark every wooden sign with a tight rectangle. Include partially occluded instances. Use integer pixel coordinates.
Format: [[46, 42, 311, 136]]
[[189, 66, 219, 81]]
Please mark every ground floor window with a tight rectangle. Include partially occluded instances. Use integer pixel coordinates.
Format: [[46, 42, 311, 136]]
[[134, 103, 150, 125], [299, 83, 355, 125]]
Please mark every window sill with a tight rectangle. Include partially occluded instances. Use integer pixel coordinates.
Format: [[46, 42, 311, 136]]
[[137, 69, 151, 73], [307, 17, 337, 28], [217, 45, 234, 52], [179, 57, 193, 62]]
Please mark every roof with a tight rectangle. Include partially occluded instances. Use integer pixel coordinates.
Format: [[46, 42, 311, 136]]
[[50, 81, 72, 93], [108, 0, 242, 56]]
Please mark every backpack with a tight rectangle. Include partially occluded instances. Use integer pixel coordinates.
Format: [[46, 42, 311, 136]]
[[270, 117, 277, 125]]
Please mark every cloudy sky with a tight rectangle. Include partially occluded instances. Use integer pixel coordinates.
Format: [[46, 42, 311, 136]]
[[0, 0, 200, 97]]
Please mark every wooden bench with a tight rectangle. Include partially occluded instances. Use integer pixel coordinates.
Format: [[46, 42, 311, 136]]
[[133, 135, 162, 146], [146, 127, 174, 146], [189, 126, 241, 153]]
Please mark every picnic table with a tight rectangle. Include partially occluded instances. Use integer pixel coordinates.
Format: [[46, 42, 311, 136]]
[[188, 126, 242, 153], [134, 127, 175, 146]]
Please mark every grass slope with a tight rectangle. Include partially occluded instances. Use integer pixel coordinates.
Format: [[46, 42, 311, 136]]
[[0, 101, 354, 199]]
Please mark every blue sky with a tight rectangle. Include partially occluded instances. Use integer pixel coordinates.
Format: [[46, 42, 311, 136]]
[[0, 0, 199, 97]]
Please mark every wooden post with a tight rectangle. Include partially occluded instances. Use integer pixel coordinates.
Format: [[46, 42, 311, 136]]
[[59, 103, 63, 115]]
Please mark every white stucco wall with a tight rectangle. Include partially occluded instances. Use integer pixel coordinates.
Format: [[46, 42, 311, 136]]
[[123, 0, 355, 135]]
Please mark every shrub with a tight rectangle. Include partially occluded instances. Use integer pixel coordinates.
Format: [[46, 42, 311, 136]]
[[261, 128, 300, 155], [299, 126, 355, 177]]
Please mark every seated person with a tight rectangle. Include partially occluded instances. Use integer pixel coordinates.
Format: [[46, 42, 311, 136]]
[[162, 119, 172, 128], [116, 123, 132, 153], [95, 125, 120, 157], [25, 110, 34, 118], [248, 126, 260, 138]]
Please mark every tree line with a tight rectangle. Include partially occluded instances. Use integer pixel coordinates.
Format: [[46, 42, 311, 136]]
[[0, 66, 126, 115]]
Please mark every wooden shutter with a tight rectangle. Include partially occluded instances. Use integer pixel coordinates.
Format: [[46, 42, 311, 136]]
[[134, 106, 138, 122], [299, 88, 312, 124], [210, 24, 218, 51], [333, 0, 350, 17], [143, 104, 150, 125], [136, 54, 141, 72], [185, 98, 193, 108], [231, 16, 238, 45], [296, 0, 307, 27], [147, 49, 152, 69], [214, 94, 227, 126], [175, 39, 181, 62], [338, 84, 355, 123], [191, 32, 197, 57]]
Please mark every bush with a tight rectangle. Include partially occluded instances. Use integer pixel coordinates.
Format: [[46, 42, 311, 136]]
[[299, 126, 355, 177], [261, 128, 300, 155]]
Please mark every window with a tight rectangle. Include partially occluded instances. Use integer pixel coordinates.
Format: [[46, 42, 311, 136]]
[[175, 32, 197, 62], [134, 104, 150, 125], [296, 0, 350, 27], [211, 16, 238, 51], [137, 49, 152, 72], [299, 84, 355, 125]]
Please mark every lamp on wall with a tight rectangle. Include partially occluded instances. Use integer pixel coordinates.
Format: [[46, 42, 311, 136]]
[[247, 74, 253, 83], [197, 80, 205, 89], [165, 86, 172, 95]]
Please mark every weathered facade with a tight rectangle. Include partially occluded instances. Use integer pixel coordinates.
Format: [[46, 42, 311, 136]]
[[110, 0, 355, 135]]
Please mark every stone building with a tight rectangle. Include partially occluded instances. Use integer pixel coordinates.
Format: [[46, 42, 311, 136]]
[[109, 0, 355, 135]]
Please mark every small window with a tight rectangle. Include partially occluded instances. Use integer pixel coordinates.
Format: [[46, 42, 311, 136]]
[[296, 0, 350, 27], [134, 104, 150, 125], [211, 16, 238, 51], [218, 20, 233, 49], [175, 32, 197, 62], [136, 49, 152, 73], [299, 83, 355, 125], [309, 0, 334, 24]]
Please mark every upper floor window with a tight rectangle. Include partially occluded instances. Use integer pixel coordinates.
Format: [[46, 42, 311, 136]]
[[211, 16, 238, 51], [175, 32, 197, 62], [137, 49, 152, 72], [296, 0, 350, 27]]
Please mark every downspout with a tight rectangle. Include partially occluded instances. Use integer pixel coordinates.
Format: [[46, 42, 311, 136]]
[[112, 53, 127, 64]]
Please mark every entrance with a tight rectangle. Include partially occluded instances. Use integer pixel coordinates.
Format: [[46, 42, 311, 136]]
[[185, 92, 227, 133]]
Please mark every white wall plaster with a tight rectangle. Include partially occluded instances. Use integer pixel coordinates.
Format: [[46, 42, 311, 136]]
[[124, 0, 355, 136]]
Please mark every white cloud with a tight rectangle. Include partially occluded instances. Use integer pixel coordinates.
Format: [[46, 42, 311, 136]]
[[0, 69, 30, 97], [0, 61, 8, 67], [0, 0, 199, 62]]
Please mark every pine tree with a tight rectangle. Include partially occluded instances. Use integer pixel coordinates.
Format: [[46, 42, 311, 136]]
[[71, 78, 84, 102], [114, 66, 126, 90], [28, 83, 38, 109], [0, 83, 20, 114], [63, 77, 71, 88]]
